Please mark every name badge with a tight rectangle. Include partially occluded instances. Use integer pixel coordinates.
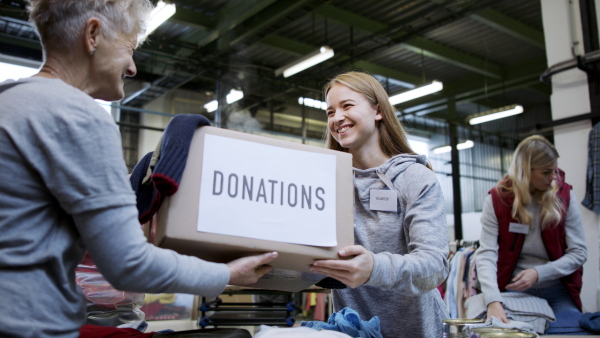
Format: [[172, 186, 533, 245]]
[[509, 222, 529, 234], [369, 189, 397, 212]]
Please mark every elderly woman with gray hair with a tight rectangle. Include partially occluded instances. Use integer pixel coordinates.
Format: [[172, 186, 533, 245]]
[[0, 1, 277, 337]]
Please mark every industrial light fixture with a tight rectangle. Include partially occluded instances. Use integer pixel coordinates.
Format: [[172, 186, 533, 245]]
[[142, 1, 176, 39], [226, 89, 244, 104], [432, 140, 474, 154], [203, 89, 244, 113], [388, 80, 443, 105], [275, 46, 335, 78], [467, 104, 524, 125], [204, 100, 218, 113], [298, 97, 327, 110]]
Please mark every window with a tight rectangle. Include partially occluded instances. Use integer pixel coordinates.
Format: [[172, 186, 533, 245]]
[[408, 136, 429, 158], [0, 59, 112, 114], [0, 61, 38, 82]]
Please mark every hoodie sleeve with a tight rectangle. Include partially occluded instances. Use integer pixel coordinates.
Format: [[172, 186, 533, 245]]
[[366, 164, 450, 295]]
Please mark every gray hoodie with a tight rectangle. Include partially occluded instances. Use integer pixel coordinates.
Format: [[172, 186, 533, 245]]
[[332, 154, 450, 338]]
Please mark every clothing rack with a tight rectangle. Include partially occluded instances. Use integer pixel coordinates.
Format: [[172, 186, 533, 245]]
[[444, 242, 480, 318], [449, 239, 479, 253], [459, 240, 479, 249]]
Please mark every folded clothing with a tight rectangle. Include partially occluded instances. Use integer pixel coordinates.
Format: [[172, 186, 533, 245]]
[[485, 317, 539, 337], [543, 310, 594, 335], [130, 114, 210, 224], [465, 292, 554, 333], [301, 307, 382, 338], [580, 311, 600, 333]]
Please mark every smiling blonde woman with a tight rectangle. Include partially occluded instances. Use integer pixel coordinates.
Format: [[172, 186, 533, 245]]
[[310, 71, 449, 338]]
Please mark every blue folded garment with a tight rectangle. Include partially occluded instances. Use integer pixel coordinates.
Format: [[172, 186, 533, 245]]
[[545, 311, 590, 335], [301, 307, 382, 338], [580, 312, 600, 333]]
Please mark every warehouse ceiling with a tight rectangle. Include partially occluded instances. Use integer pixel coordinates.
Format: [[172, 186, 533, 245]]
[[0, 0, 552, 138]]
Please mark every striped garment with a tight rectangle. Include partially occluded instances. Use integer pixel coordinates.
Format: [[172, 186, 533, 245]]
[[465, 292, 554, 333]]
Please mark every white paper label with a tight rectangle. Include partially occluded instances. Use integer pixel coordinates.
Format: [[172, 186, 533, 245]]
[[197, 134, 337, 247], [369, 189, 397, 212], [509, 222, 529, 234]]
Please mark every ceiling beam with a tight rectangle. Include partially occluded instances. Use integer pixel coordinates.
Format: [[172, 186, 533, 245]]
[[259, 34, 313, 55], [166, 1, 317, 53], [0, 34, 40, 51], [525, 82, 552, 96], [168, 7, 215, 31], [351, 61, 423, 87], [400, 37, 503, 78], [195, 0, 279, 48], [259, 34, 423, 85], [427, 0, 545, 49], [402, 76, 540, 118], [246, 41, 546, 120], [398, 56, 547, 115], [471, 8, 545, 49], [166, 7, 214, 44], [313, 4, 503, 78], [217, 0, 315, 51], [313, 4, 387, 33]]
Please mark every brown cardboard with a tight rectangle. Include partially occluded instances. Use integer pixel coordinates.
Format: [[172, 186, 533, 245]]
[[155, 126, 354, 292]]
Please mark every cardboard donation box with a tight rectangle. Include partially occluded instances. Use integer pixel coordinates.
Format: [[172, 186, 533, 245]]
[[155, 126, 354, 292]]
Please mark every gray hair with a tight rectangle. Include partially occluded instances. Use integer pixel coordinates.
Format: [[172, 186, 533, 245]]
[[28, 0, 154, 53]]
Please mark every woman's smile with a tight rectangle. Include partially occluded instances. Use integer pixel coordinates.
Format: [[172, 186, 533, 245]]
[[337, 124, 354, 135], [326, 83, 381, 152]]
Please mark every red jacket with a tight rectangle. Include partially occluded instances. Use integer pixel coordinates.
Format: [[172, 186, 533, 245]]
[[489, 169, 583, 310]]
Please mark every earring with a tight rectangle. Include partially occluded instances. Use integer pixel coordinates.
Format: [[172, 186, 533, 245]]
[[90, 49, 96, 56]]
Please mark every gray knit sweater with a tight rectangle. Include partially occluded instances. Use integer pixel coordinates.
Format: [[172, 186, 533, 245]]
[[0, 77, 230, 337], [332, 154, 450, 338]]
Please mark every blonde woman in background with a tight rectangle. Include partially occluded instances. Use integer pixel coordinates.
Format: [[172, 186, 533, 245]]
[[309, 71, 449, 338], [476, 135, 587, 329]]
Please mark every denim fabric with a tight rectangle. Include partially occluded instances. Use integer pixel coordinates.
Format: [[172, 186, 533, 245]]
[[523, 285, 578, 315], [523, 285, 589, 334]]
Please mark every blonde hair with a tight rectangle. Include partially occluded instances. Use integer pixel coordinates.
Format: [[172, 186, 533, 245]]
[[28, 0, 153, 53], [323, 71, 432, 170], [499, 135, 563, 228]]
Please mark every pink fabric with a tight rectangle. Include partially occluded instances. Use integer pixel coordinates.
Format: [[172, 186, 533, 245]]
[[313, 293, 326, 321], [437, 283, 445, 299], [468, 256, 478, 297]]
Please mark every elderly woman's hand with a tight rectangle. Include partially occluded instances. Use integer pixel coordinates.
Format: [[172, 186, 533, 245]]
[[227, 252, 278, 285], [505, 268, 538, 292], [309, 245, 374, 289]]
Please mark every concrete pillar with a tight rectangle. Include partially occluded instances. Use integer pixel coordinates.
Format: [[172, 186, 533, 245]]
[[541, 0, 600, 312]]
